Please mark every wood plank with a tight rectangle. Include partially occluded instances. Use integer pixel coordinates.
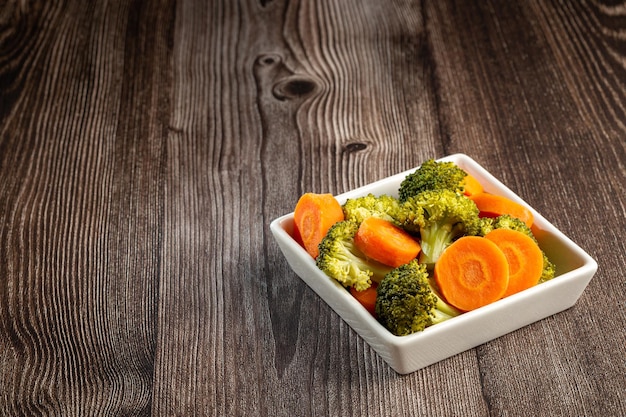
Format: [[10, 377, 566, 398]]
[[0, 0, 174, 414]]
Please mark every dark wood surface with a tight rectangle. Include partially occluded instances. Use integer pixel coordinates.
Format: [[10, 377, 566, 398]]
[[1, 0, 625, 415]]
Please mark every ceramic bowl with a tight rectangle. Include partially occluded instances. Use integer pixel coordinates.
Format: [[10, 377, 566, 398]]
[[270, 154, 597, 374]]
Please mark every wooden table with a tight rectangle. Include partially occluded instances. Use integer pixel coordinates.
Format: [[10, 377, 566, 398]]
[[1, 1, 624, 415]]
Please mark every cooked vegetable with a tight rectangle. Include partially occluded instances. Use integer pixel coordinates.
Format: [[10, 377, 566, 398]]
[[462, 174, 484, 196], [342, 193, 402, 225], [485, 229, 544, 297], [469, 192, 534, 228], [538, 254, 557, 284], [350, 283, 378, 316], [316, 221, 392, 291], [480, 214, 555, 283], [375, 260, 461, 336], [294, 193, 345, 259], [398, 159, 468, 203], [434, 236, 509, 311], [293, 158, 558, 333], [397, 189, 482, 268], [354, 217, 421, 268]]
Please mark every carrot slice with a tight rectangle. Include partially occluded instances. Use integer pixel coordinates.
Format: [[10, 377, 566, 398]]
[[350, 282, 378, 316], [462, 174, 484, 196], [469, 193, 534, 228], [354, 217, 421, 268], [485, 228, 544, 297], [293, 193, 345, 259], [434, 236, 509, 311]]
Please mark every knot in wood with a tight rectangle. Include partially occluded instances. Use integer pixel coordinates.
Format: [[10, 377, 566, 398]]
[[272, 76, 317, 100], [344, 142, 368, 153], [255, 53, 282, 67]]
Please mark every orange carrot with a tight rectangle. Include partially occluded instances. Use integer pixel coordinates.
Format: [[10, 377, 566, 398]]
[[354, 216, 421, 268], [350, 282, 378, 316], [434, 236, 509, 311], [462, 174, 484, 196], [485, 229, 544, 297], [293, 193, 345, 259], [292, 221, 304, 247], [469, 193, 534, 228]]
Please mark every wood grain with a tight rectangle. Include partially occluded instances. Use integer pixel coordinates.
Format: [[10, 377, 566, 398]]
[[1, 0, 173, 415], [0, 0, 624, 416]]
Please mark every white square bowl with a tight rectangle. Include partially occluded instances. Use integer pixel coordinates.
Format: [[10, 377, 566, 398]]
[[270, 153, 597, 374]]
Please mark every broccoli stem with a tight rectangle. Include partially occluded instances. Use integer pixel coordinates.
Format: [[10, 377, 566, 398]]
[[418, 222, 454, 266]]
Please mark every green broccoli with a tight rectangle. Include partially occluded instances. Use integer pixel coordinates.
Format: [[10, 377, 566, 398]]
[[316, 220, 393, 291], [397, 189, 481, 267], [539, 255, 557, 283], [342, 193, 402, 226], [398, 159, 468, 203], [479, 214, 530, 236], [375, 260, 460, 336], [480, 214, 556, 283]]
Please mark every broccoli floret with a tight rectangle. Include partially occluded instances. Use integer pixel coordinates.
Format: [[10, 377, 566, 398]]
[[479, 214, 556, 283], [479, 214, 529, 236], [398, 159, 468, 203], [342, 193, 402, 226], [539, 257, 556, 283], [376, 260, 460, 336], [316, 220, 393, 291], [397, 189, 481, 267]]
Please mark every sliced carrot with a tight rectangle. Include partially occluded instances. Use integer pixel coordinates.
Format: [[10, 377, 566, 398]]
[[354, 216, 421, 268], [469, 193, 534, 228], [434, 236, 509, 312], [485, 229, 544, 297], [350, 282, 378, 316], [462, 174, 484, 196], [292, 220, 304, 247], [293, 193, 345, 259]]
